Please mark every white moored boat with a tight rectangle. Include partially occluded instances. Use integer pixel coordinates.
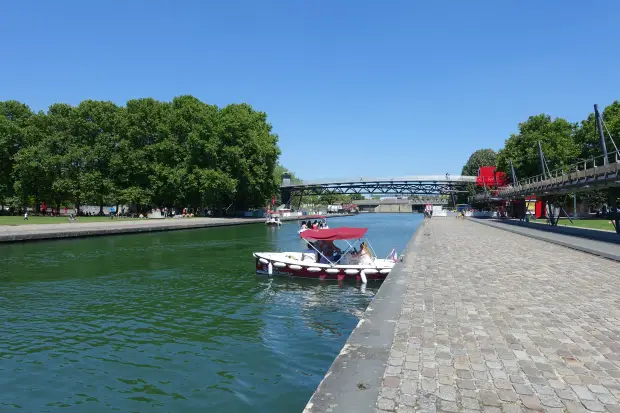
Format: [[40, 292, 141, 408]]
[[265, 215, 282, 226], [297, 215, 328, 235], [254, 227, 398, 282]]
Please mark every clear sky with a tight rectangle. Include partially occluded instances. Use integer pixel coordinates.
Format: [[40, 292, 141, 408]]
[[1, 0, 619, 180]]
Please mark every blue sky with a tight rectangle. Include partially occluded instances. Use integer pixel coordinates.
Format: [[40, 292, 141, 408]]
[[1, 0, 619, 180]]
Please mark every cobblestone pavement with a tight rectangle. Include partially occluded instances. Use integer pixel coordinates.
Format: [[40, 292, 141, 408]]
[[378, 219, 620, 413]]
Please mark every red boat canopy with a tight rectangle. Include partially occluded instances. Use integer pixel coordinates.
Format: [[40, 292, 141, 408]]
[[301, 227, 367, 241]]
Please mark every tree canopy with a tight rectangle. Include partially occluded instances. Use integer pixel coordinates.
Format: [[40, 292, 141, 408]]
[[496, 114, 580, 180], [0, 96, 281, 214], [461, 149, 497, 176]]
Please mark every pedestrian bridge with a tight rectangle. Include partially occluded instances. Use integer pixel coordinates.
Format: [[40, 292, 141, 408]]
[[355, 197, 449, 213], [281, 175, 476, 196]]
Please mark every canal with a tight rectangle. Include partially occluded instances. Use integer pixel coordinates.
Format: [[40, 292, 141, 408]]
[[0, 213, 422, 412]]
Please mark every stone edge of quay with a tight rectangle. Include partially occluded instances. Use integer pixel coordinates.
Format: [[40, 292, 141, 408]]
[[0, 214, 355, 244], [467, 217, 620, 262], [303, 220, 427, 413]]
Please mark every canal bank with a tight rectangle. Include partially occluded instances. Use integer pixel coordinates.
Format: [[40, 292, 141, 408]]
[[304, 220, 427, 412], [0, 213, 354, 243]]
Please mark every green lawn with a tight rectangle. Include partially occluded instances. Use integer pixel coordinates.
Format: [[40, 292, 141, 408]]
[[532, 218, 617, 232], [0, 216, 145, 226]]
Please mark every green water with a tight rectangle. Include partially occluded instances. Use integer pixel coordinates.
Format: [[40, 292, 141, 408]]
[[0, 214, 422, 412]]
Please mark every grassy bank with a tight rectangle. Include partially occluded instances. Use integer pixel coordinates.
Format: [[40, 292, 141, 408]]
[[0, 216, 146, 226], [531, 218, 617, 232]]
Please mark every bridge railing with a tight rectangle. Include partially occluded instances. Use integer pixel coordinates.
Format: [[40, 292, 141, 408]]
[[283, 175, 477, 187], [502, 151, 620, 193]]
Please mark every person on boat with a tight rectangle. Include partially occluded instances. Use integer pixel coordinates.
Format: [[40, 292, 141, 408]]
[[349, 242, 373, 265], [320, 240, 342, 261], [300, 221, 307, 230], [302, 243, 318, 262], [312, 220, 318, 230]]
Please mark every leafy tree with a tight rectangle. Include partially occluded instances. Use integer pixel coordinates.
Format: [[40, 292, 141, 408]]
[[574, 101, 620, 162], [461, 149, 497, 176], [0, 101, 34, 206], [4, 96, 281, 214], [496, 114, 579, 180]]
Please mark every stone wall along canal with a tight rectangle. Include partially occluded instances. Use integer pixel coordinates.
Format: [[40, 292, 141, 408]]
[[0, 213, 422, 412]]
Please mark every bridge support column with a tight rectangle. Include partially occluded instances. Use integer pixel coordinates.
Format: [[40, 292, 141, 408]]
[[541, 196, 559, 226], [609, 188, 620, 234]]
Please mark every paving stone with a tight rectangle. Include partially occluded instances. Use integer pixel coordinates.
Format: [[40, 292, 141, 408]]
[[461, 397, 480, 410], [480, 390, 502, 406], [498, 389, 519, 402], [572, 384, 596, 400], [398, 393, 418, 407], [590, 384, 612, 394], [597, 393, 618, 405], [532, 384, 555, 395], [520, 395, 542, 410], [555, 389, 578, 400], [501, 404, 524, 413], [438, 400, 458, 412], [383, 376, 400, 388], [369, 220, 620, 413], [582, 399, 606, 412], [563, 400, 588, 413], [422, 378, 437, 393], [513, 384, 534, 395], [539, 394, 564, 408], [494, 379, 514, 390], [457, 379, 476, 390], [377, 398, 396, 411]]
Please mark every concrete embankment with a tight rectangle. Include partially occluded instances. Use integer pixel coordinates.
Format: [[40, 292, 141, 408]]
[[303, 220, 426, 413], [0, 213, 354, 243], [469, 217, 620, 261]]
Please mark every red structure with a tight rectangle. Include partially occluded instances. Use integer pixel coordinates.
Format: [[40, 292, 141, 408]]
[[476, 166, 508, 189]]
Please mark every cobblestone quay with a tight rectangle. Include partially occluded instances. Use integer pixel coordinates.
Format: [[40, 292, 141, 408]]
[[373, 218, 620, 413]]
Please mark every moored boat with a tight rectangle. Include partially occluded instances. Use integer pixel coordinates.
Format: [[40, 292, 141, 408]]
[[298, 215, 328, 235], [254, 227, 398, 282], [265, 214, 282, 226]]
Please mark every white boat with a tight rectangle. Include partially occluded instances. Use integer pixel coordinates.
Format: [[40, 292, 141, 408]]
[[254, 227, 398, 282], [265, 215, 282, 226], [298, 215, 328, 235]]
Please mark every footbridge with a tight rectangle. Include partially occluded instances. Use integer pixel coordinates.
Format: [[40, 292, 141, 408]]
[[356, 197, 449, 213], [281, 174, 475, 205]]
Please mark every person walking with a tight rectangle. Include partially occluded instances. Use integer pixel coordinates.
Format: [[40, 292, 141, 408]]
[[24, 211, 28, 220]]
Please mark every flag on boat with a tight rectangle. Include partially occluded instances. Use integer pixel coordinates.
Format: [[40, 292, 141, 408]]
[[389, 248, 398, 262]]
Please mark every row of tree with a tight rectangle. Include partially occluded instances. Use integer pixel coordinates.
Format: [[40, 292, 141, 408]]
[[0, 97, 282, 214], [461, 101, 620, 207]]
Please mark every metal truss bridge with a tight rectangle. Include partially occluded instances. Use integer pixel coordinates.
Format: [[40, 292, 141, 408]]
[[281, 175, 476, 206], [473, 154, 620, 203]]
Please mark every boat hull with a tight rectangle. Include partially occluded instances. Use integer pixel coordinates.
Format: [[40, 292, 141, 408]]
[[254, 257, 391, 281]]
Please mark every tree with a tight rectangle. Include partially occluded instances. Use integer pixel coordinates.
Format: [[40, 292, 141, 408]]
[[0, 101, 34, 207], [3, 96, 282, 215], [574, 101, 620, 161], [217, 103, 280, 209], [496, 114, 579, 180], [461, 149, 497, 176]]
